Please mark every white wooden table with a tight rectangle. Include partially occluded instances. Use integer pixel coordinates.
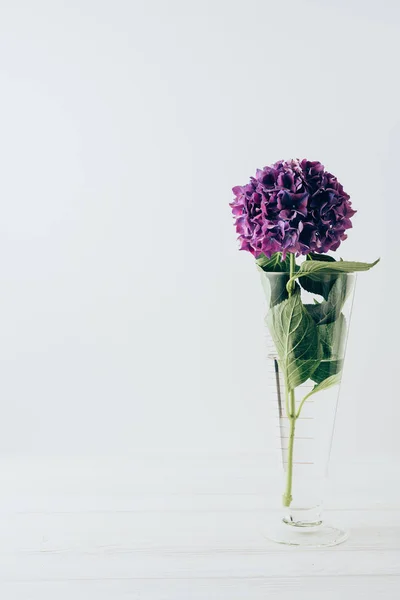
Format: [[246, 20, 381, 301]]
[[0, 455, 398, 598]]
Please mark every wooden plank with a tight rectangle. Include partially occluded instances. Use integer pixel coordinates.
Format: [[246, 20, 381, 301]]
[[0, 576, 399, 599], [0, 510, 398, 554], [0, 509, 397, 590], [0, 547, 399, 580]]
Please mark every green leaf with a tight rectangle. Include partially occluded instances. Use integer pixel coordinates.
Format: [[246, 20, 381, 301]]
[[312, 360, 343, 384], [304, 275, 348, 325], [299, 373, 342, 406], [307, 253, 337, 262], [310, 312, 347, 385], [256, 252, 291, 272], [266, 291, 321, 390], [319, 313, 347, 359], [300, 258, 380, 276], [256, 253, 292, 307], [299, 254, 337, 299], [288, 258, 380, 291], [259, 271, 290, 307]]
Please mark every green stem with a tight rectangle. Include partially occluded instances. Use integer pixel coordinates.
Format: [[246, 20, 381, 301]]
[[288, 253, 296, 296], [283, 412, 295, 506], [283, 253, 297, 508], [295, 389, 313, 420]]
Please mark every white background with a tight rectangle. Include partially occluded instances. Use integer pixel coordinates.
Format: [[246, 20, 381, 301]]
[[0, 0, 395, 466], [0, 1, 398, 596]]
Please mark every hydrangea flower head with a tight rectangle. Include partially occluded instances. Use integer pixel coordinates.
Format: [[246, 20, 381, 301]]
[[230, 159, 356, 258]]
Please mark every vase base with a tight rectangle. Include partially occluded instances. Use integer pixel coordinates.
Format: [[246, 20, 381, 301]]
[[264, 521, 348, 547]]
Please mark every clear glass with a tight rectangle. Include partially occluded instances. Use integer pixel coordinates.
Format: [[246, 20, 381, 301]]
[[260, 270, 356, 547]]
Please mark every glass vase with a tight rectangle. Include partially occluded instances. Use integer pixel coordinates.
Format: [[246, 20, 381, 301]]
[[260, 269, 356, 547]]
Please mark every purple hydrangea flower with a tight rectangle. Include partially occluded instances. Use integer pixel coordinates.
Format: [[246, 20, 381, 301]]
[[230, 159, 356, 258]]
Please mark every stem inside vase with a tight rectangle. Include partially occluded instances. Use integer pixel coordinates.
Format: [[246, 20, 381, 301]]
[[283, 253, 297, 507]]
